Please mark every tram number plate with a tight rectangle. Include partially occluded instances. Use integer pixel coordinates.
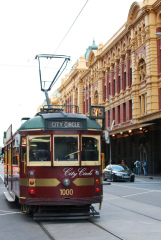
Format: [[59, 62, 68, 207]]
[[60, 189, 73, 196]]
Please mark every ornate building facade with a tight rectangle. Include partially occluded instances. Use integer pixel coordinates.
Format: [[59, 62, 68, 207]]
[[46, 0, 161, 174]]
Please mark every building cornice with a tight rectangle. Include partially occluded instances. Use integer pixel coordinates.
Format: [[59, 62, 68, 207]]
[[100, 25, 128, 57]]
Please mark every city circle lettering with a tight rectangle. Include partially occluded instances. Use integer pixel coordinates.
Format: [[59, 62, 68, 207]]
[[48, 121, 83, 129]]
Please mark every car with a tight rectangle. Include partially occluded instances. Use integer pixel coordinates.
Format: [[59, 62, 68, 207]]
[[103, 164, 135, 182]]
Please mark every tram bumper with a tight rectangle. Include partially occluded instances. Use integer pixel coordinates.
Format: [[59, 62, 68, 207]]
[[25, 196, 102, 220], [33, 205, 100, 220]]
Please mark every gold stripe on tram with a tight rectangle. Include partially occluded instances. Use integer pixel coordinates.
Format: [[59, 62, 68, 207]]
[[20, 178, 60, 187], [73, 178, 94, 186]]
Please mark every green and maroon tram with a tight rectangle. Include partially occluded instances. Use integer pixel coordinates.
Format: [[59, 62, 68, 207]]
[[3, 54, 103, 220], [3, 107, 103, 219]]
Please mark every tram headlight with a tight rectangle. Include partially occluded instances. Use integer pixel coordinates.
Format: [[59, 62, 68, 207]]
[[63, 178, 71, 187], [29, 171, 34, 176], [95, 170, 99, 175]]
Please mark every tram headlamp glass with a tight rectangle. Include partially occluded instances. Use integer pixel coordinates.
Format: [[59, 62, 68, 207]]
[[29, 171, 34, 176], [63, 178, 71, 187], [95, 170, 99, 175]]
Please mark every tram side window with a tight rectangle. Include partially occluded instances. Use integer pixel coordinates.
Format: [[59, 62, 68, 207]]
[[21, 146, 26, 162], [29, 137, 51, 162], [81, 137, 99, 161], [54, 136, 78, 161], [12, 147, 18, 165], [21, 137, 27, 162]]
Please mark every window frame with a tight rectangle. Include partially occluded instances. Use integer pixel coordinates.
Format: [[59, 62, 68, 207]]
[[27, 135, 51, 166], [53, 134, 79, 167], [81, 135, 101, 166]]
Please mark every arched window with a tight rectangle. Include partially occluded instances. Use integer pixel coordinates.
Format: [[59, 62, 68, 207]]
[[94, 90, 98, 105], [138, 58, 146, 81]]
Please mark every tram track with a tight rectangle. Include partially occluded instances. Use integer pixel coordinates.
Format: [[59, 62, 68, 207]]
[[36, 202, 161, 240], [108, 203, 161, 222], [88, 219, 126, 240], [37, 218, 126, 240], [37, 221, 56, 240]]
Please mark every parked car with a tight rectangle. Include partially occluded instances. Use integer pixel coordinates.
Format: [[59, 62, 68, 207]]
[[103, 164, 135, 182]]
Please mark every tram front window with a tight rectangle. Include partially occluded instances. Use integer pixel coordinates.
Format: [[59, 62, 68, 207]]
[[81, 136, 99, 161], [54, 136, 78, 161], [29, 136, 51, 161]]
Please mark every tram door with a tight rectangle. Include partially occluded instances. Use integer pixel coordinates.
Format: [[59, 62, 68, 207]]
[[3, 143, 12, 190], [4, 147, 8, 187], [20, 137, 27, 181], [8, 144, 12, 190]]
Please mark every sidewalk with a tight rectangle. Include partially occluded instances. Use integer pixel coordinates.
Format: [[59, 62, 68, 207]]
[[135, 173, 161, 180]]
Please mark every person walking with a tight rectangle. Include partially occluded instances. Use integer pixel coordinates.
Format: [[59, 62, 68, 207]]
[[134, 160, 141, 175], [142, 160, 147, 176]]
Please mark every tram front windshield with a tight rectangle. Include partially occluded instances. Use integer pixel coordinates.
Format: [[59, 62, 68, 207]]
[[54, 137, 78, 161], [28, 135, 100, 163], [29, 137, 51, 161], [81, 137, 98, 161], [54, 136, 99, 162]]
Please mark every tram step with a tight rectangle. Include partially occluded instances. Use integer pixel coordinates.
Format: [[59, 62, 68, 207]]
[[4, 192, 15, 202]]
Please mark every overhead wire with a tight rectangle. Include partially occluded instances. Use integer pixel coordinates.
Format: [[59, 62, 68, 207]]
[[53, 0, 89, 55], [1, 0, 161, 91], [40, 0, 89, 88]]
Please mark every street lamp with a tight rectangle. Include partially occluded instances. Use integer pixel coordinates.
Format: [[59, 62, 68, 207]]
[[108, 95, 112, 165]]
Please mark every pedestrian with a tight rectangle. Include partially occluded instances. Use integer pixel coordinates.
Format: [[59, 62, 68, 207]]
[[142, 160, 147, 176], [134, 160, 141, 175], [121, 160, 125, 165]]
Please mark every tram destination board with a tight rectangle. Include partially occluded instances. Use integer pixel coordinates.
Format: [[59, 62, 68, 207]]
[[46, 119, 85, 130]]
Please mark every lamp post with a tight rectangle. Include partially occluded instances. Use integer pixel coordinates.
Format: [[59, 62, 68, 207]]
[[109, 95, 112, 165]]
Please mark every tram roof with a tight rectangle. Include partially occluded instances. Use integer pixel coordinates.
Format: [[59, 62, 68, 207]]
[[18, 112, 102, 131]]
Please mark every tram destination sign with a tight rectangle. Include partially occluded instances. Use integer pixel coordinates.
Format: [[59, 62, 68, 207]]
[[46, 120, 84, 130]]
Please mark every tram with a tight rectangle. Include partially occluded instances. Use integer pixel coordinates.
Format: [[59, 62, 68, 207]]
[[3, 55, 103, 220]]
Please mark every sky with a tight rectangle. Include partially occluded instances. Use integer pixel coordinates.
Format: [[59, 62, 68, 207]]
[[0, 0, 135, 146]]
